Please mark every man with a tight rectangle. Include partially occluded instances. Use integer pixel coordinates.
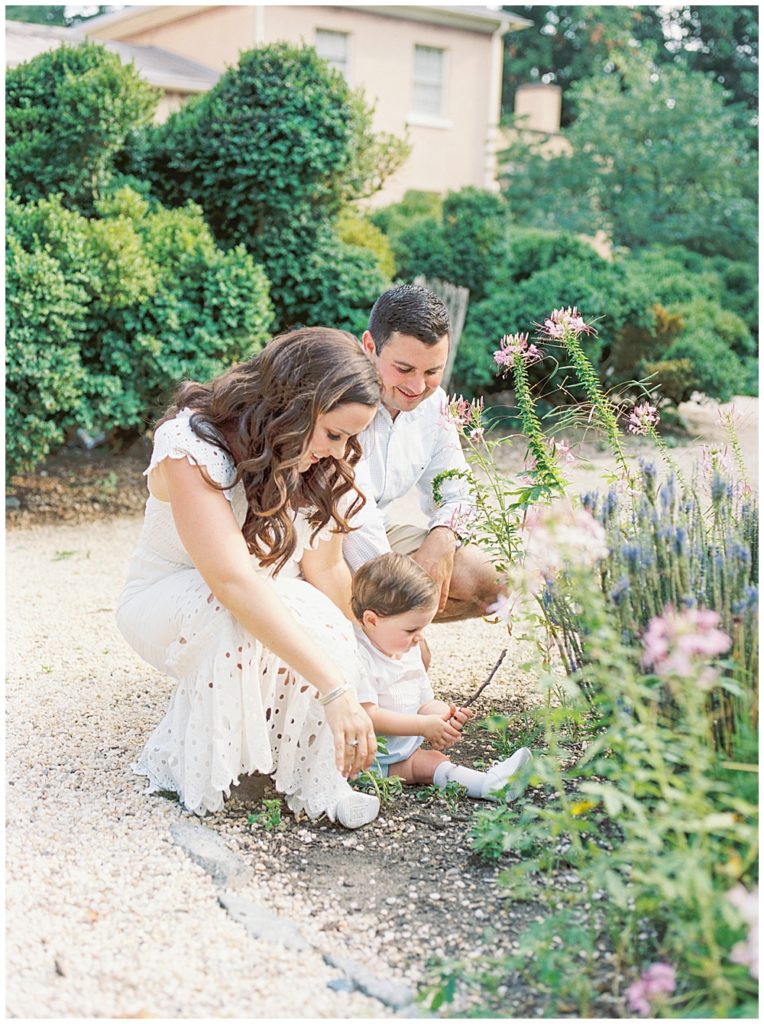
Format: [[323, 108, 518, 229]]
[[343, 284, 502, 622]]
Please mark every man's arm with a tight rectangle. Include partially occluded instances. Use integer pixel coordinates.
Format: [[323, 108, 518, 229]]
[[342, 456, 392, 572], [409, 396, 476, 611]]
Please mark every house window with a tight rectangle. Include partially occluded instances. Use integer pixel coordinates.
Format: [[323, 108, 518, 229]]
[[315, 29, 349, 78], [412, 44, 445, 118]]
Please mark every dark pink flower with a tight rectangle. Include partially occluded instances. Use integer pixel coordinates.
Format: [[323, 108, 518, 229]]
[[628, 402, 660, 436], [539, 306, 593, 339], [493, 332, 543, 369]]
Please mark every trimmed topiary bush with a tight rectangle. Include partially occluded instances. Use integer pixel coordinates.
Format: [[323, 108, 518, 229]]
[[136, 42, 405, 329], [6, 41, 158, 212]]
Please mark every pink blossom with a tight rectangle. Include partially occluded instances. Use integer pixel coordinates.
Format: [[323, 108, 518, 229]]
[[727, 884, 759, 979], [486, 592, 513, 622], [540, 306, 593, 339], [447, 506, 478, 543], [641, 605, 731, 683], [554, 439, 576, 464], [628, 402, 660, 436], [493, 332, 543, 370], [626, 963, 677, 1017], [519, 503, 609, 589], [443, 394, 483, 432]]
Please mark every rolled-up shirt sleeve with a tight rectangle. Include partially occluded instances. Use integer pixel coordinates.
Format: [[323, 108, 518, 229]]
[[343, 456, 392, 572], [416, 418, 475, 532]]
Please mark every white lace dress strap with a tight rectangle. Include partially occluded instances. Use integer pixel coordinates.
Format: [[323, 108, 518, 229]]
[[147, 409, 237, 500]]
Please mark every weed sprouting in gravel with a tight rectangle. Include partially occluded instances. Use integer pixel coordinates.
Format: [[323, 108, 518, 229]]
[[247, 798, 286, 831]]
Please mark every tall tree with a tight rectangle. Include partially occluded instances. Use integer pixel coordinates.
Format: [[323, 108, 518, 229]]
[[501, 5, 666, 125], [502, 5, 758, 125], [501, 47, 757, 260], [664, 6, 758, 117]]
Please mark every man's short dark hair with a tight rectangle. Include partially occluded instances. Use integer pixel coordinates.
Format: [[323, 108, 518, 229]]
[[368, 284, 451, 353]]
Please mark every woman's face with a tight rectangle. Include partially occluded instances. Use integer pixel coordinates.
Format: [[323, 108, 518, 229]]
[[297, 402, 377, 473]]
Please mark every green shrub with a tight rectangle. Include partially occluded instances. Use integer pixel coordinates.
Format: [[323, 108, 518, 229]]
[[6, 188, 274, 473], [5, 234, 89, 478], [662, 334, 748, 403], [137, 43, 405, 329], [667, 298, 755, 360], [391, 215, 451, 287], [336, 208, 396, 279], [382, 187, 508, 301], [455, 254, 650, 396], [6, 41, 158, 211], [274, 225, 390, 336], [437, 188, 508, 301], [505, 227, 605, 283], [708, 256, 759, 335], [369, 189, 443, 244]]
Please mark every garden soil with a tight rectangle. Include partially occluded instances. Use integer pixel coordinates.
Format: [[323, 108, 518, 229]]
[[5, 397, 757, 1018]]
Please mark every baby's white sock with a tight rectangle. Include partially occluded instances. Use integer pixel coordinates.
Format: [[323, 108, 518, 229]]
[[432, 760, 486, 798], [433, 748, 533, 802]]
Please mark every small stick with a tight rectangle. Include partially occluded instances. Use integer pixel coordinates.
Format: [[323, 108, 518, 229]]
[[462, 648, 508, 708]]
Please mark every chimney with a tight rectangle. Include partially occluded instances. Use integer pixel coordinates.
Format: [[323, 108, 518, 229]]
[[514, 83, 562, 134]]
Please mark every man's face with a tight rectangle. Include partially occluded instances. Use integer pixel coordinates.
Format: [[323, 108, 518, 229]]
[[362, 330, 449, 417]]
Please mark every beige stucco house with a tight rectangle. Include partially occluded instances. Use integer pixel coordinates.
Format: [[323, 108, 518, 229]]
[[5, 19, 220, 122], [82, 4, 535, 205]]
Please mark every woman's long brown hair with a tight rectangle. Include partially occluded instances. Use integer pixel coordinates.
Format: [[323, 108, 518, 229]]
[[160, 327, 381, 573]]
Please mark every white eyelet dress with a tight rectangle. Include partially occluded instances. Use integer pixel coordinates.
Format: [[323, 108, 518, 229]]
[[116, 410, 362, 819]]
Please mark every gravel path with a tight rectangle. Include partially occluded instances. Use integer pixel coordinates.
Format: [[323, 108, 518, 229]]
[[6, 396, 757, 1018], [8, 517, 529, 1018]]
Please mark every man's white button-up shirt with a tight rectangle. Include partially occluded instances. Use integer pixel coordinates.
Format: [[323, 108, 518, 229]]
[[343, 387, 474, 571]]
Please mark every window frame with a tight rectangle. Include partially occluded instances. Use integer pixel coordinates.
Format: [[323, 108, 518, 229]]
[[314, 27, 351, 81], [409, 42, 450, 127]]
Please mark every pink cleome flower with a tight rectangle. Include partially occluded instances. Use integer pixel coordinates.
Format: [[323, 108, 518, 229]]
[[443, 394, 483, 432], [626, 963, 677, 1017], [493, 332, 543, 369], [520, 503, 609, 587], [727, 884, 759, 979], [628, 402, 661, 436], [641, 605, 731, 683], [539, 306, 593, 339], [554, 439, 576, 465]]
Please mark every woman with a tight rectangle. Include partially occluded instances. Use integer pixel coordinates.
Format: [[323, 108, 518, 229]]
[[117, 327, 382, 828]]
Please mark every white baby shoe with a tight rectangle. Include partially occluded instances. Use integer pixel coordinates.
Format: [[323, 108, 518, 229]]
[[481, 747, 533, 802]]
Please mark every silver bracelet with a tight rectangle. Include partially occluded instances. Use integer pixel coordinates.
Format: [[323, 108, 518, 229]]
[[317, 682, 351, 706]]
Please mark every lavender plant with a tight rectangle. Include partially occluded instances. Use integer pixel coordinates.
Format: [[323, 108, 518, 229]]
[[424, 306, 758, 1016], [426, 548, 758, 1018]]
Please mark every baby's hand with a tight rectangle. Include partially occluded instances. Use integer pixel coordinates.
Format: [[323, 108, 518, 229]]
[[422, 712, 461, 751], [448, 705, 475, 734]]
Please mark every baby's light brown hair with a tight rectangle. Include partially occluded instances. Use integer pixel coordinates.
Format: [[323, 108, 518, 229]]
[[351, 552, 439, 621]]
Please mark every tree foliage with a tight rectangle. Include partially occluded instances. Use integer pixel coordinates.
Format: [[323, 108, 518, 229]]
[[501, 5, 758, 125], [501, 48, 758, 260]]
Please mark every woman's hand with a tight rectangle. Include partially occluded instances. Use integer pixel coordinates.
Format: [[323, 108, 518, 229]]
[[323, 691, 377, 778], [422, 711, 461, 751]]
